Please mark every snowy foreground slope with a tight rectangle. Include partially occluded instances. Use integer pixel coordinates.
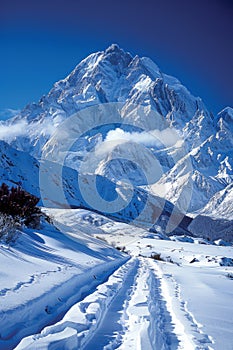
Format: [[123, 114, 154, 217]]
[[0, 214, 126, 350], [1, 209, 231, 350]]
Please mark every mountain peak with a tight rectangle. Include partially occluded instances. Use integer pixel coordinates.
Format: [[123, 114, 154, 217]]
[[105, 43, 122, 54], [103, 43, 133, 67]]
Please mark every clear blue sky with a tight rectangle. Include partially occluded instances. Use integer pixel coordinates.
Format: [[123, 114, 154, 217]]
[[0, 0, 232, 116]]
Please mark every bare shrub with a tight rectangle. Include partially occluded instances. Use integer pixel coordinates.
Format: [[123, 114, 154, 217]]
[[0, 214, 19, 243]]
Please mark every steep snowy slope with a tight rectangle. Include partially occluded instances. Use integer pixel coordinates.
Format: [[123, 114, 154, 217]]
[[199, 183, 233, 220], [0, 140, 192, 235], [151, 108, 233, 213], [187, 182, 233, 242], [0, 140, 40, 196]]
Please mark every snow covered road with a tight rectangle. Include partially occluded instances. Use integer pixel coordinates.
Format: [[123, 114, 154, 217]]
[[16, 257, 178, 349], [16, 256, 219, 350]]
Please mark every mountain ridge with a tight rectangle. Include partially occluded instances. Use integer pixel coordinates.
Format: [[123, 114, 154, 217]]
[[0, 44, 232, 240]]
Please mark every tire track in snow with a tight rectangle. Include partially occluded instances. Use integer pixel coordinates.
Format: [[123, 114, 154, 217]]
[[114, 258, 179, 350], [80, 258, 139, 350], [82, 258, 180, 350], [15, 257, 215, 350], [82, 257, 214, 350]]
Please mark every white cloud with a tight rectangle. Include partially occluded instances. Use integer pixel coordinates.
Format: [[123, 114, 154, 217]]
[[93, 127, 181, 160], [0, 117, 58, 143], [0, 120, 28, 141], [105, 127, 179, 147]]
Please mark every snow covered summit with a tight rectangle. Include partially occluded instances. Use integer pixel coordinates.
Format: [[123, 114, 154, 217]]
[[7, 44, 213, 155]]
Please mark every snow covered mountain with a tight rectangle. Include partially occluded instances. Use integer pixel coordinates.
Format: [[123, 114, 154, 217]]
[[1, 44, 232, 239], [6, 44, 214, 156], [0, 45, 233, 350]]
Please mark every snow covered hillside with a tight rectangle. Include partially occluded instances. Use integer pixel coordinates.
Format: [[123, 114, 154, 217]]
[[0, 214, 126, 349], [6, 208, 232, 350], [0, 138, 193, 236]]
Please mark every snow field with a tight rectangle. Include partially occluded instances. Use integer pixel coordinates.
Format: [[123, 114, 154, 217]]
[[16, 256, 222, 350], [1, 209, 232, 349]]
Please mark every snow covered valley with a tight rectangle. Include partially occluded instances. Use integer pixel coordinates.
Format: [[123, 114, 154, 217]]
[[1, 209, 232, 350]]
